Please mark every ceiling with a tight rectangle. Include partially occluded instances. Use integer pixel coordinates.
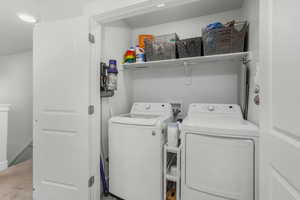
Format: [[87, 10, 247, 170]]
[[124, 0, 245, 28], [0, 0, 244, 56], [0, 0, 94, 56]]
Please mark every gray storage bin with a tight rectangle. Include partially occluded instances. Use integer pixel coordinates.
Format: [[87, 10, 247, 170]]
[[177, 37, 202, 58], [145, 33, 179, 61], [202, 21, 248, 56]]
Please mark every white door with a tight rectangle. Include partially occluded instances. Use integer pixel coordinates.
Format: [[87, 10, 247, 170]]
[[33, 17, 98, 200], [260, 0, 300, 200]]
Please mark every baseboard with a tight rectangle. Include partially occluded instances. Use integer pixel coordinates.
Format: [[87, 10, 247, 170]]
[[0, 160, 8, 171]]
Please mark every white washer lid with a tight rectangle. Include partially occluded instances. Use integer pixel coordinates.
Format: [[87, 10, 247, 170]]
[[110, 113, 163, 126], [182, 116, 259, 137], [110, 102, 172, 126]]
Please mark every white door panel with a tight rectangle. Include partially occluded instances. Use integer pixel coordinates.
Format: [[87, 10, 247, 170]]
[[260, 0, 300, 199], [268, 131, 300, 191], [270, 168, 300, 200], [272, 0, 300, 136], [33, 17, 92, 200]]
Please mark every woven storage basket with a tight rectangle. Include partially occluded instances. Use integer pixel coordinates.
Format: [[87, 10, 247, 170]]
[[177, 37, 202, 58], [145, 33, 179, 61], [202, 21, 248, 56]]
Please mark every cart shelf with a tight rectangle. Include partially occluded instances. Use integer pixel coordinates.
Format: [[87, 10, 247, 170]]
[[164, 145, 181, 200]]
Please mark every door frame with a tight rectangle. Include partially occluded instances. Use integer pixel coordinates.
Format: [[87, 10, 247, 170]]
[[258, 0, 272, 198], [87, 0, 263, 199], [259, 0, 273, 198], [88, 16, 102, 200]]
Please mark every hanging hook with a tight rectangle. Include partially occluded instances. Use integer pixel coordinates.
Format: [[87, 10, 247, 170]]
[[183, 61, 192, 85]]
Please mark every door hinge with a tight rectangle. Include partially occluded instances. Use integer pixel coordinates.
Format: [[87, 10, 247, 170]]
[[89, 33, 95, 44], [88, 176, 95, 188], [88, 105, 95, 115]]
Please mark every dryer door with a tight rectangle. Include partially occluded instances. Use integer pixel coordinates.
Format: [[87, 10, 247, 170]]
[[184, 133, 254, 200]]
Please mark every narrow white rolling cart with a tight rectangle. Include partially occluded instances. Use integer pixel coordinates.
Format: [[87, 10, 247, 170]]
[[164, 145, 181, 200]]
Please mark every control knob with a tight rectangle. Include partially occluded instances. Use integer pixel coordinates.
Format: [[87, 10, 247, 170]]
[[145, 104, 151, 110], [208, 105, 215, 112]]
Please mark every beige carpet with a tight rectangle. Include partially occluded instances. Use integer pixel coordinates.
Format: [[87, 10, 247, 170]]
[[0, 160, 32, 200]]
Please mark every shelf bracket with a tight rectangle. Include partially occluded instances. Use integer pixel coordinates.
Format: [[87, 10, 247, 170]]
[[184, 61, 192, 85]]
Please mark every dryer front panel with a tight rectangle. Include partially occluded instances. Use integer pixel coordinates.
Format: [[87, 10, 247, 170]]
[[184, 133, 254, 200]]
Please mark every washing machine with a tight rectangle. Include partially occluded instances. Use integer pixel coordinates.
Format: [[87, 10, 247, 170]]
[[181, 104, 259, 200], [109, 102, 173, 200]]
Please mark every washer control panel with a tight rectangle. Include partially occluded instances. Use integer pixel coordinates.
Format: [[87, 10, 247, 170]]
[[131, 103, 172, 115]]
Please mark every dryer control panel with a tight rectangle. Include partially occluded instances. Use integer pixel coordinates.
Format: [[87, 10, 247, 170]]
[[188, 104, 243, 118]]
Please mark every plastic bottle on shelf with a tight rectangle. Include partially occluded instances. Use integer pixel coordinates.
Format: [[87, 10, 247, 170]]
[[135, 45, 145, 63], [124, 47, 136, 63]]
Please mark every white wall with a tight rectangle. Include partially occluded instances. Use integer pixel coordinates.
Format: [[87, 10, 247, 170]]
[[101, 22, 133, 164], [133, 62, 240, 116], [131, 9, 243, 116], [242, 0, 260, 124], [0, 51, 33, 163], [132, 9, 243, 43]]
